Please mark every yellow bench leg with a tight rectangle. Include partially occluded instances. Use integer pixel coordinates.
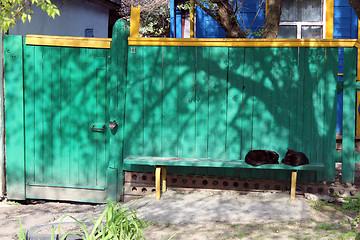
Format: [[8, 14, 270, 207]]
[[290, 171, 297, 201], [161, 166, 167, 193], [155, 167, 161, 200]]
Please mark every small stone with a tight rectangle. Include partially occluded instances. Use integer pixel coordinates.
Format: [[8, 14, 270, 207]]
[[304, 193, 335, 203]]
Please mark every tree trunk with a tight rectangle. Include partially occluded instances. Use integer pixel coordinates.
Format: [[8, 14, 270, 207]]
[[349, 0, 360, 20], [216, 1, 247, 38], [194, 0, 247, 38], [262, 0, 283, 39]]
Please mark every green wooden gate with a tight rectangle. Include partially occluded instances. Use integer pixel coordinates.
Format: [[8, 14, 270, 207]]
[[4, 36, 115, 202]]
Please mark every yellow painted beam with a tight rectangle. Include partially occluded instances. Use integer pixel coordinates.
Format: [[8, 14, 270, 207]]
[[265, 0, 268, 17], [25, 35, 111, 48], [290, 171, 297, 201], [190, 0, 195, 38], [130, 5, 141, 38], [155, 167, 161, 200], [161, 166, 167, 193], [129, 37, 358, 48], [325, 0, 334, 39]]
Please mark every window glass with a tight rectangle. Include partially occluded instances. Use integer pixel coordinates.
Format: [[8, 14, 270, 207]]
[[278, 26, 297, 39], [281, 0, 322, 22], [302, 26, 322, 39]]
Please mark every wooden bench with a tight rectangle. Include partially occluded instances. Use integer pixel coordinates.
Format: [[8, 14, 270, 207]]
[[123, 156, 325, 200]]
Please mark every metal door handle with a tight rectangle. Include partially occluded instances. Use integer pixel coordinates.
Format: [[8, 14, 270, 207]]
[[91, 125, 105, 130]]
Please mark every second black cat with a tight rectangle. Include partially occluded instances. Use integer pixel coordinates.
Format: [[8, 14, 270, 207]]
[[245, 150, 279, 166], [281, 149, 309, 166]]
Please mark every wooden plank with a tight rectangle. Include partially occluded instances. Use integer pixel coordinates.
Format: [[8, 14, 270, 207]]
[[241, 48, 255, 179], [290, 171, 297, 201], [226, 47, 244, 161], [301, 48, 318, 182], [50, 47, 62, 185], [248, 48, 271, 180], [87, 48, 100, 187], [26, 185, 107, 203], [4, 36, 26, 200], [195, 47, 210, 158], [23, 44, 36, 184], [123, 156, 325, 170], [270, 48, 288, 180], [178, 47, 196, 158], [296, 48, 305, 157], [108, 20, 129, 199], [208, 47, 227, 160], [162, 46, 179, 157], [251, 48, 265, 151], [161, 166, 167, 192], [26, 35, 111, 49], [124, 46, 144, 158], [342, 47, 357, 183], [325, 0, 334, 39], [277, 48, 291, 158], [303, 48, 314, 162], [68, 47, 80, 186], [257, 48, 278, 180], [130, 5, 141, 37], [60, 47, 71, 185], [42, 46, 54, 184], [288, 47, 301, 151], [323, 47, 338, 181], [143, 46, 162, 156], [95, 49, 107, 188], [314, 48, 326, 180], [155, 167, 161, 200], [34, 46, 44, 183]]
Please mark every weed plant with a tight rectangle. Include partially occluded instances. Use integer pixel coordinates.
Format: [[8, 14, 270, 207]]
[[18, 200, 152, 240]]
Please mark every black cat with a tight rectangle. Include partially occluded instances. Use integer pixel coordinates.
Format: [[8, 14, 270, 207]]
[[281, 149, 309, 166], [245, 150, 279, 166]]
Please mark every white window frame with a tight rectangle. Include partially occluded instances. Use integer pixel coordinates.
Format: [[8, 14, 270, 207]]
[[278, 0, 326, 39]]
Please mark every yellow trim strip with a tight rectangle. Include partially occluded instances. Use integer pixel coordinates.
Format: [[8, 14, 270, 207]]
[[190, 0, 195, 38], [265, 0, 268, 18], [129, 37, 358, 48], [25, 35, 111, 48], [130, 5, 141, 38], [325, 0, 334, 39], [338, 73, 344, 76]]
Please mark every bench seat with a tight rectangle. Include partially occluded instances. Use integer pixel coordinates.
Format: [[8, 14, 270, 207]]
[[123, 156, 325, 200]]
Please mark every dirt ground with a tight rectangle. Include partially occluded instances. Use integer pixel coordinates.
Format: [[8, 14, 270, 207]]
[[0, 190, 359, 240]]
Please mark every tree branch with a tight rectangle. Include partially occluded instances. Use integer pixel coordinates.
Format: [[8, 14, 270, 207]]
[[194, 0, 223, 27]]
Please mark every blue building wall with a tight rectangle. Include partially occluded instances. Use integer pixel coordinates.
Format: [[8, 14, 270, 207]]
[[171, 0, 266, 38]]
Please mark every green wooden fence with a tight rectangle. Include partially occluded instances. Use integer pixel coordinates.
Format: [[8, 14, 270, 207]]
[[3, 19, 359, 202], [122, 46, 351, 182]]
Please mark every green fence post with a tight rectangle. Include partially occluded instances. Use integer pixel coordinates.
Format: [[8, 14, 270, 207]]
[[107, 20, 130, 201], [4, 36, 26, 199], [342, 47, 357, 183]]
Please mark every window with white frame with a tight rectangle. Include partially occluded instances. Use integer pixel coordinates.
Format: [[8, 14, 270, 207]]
[[278, 0, 325, 39]]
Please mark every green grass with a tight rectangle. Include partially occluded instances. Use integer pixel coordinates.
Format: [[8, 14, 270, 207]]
[[316, 223, 336, 231], [338, 231, 357, 239], [5, 201, 21, 206]]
